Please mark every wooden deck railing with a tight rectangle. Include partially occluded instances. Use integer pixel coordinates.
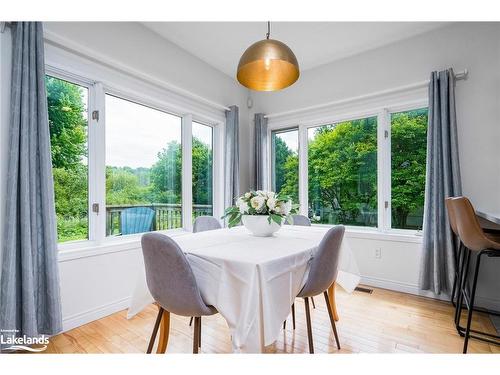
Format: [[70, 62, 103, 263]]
[[106, 203, 213, 236]]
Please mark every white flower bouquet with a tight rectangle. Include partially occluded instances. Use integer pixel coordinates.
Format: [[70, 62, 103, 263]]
[[222, 190, 299, 228]]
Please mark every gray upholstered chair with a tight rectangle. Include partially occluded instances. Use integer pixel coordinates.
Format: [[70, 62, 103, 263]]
[[193, 216, 222, 233], [287, 214, 312, 226], [142, 232, 217, 354], [297, 225, 345, 353]]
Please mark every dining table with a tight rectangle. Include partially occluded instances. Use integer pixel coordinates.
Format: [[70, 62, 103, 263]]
[[127, 225, 361, 353]]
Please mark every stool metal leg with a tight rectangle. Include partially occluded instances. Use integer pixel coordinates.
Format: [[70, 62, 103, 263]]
[[455, 249, 471, 332], [451, 243, 464, 306], [463, 251, 484, 353]]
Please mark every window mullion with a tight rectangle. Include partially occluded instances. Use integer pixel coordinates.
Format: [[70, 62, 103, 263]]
[[298, 126, 308, 217], [377, 108, 391, 232], [182, 114, 193, 231], [89, 82, 106, 243], [212, 121, 224, 223]]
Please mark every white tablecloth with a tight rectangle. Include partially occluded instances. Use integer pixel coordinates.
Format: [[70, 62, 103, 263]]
[[127, 225, 360, 353]]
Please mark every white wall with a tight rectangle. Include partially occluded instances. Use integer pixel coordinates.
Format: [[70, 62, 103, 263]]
[[251, 22, 500, 309]]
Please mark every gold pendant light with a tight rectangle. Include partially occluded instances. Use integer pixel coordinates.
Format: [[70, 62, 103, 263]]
[[237, 22, 299, 91]]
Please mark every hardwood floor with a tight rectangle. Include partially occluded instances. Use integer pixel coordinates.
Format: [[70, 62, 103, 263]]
[[45, 286, 499, 354]]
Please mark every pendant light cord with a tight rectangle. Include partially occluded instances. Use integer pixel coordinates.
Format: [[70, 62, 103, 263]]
[[266, 21, 270, 39]]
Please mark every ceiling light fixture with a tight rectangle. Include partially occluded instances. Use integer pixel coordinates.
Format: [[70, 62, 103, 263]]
[[237, 21, 300, 92]]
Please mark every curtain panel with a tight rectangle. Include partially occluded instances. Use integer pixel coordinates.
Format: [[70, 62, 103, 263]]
[[419, 68, 462, 295], [224, 105, 240, 209], [254, 113, 268, 190], [0, 22, 63, 348]]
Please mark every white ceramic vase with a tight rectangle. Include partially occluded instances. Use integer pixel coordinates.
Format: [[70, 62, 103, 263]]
[[241, 215, 283, 237]]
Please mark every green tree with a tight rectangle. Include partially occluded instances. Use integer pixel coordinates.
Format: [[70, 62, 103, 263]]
[[46, 76, 89, 242], [272, 136, 293, 191], [150, 140, 182, 204], [306, 118, 378, 225], [192, 137, 213, 205], [148, 137, 213, 205], [391, 110, 427, 228], [272, 135, 299, 203], [106, 167, 153, 205], [46, 76, 87, 170]]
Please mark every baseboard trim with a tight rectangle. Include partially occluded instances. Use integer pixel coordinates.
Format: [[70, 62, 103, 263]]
[[62, 297, 131, 332], [360, 275, 500, 310]]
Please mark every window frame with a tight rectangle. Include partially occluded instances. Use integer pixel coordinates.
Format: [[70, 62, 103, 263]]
[[269, 126, 300, 197], [191, 119, 216, 221], [45, 66, 97, 244], [266, 97, 428, 238], [47, 65, 225, 254]]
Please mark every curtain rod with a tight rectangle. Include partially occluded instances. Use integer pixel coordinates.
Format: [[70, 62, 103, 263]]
[[1, 22, 232, 112], [264, 69, 468, 120]]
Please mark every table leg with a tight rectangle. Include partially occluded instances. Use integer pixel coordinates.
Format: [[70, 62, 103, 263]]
[[328, 283, 339, 321], [156, 309, 170, 353]]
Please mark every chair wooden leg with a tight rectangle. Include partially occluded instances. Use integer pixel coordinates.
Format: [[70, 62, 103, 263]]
[[324, 291, 341, 350], [156, 310, 170, 353], [193, 317, 200, 354], [304, 297, 314, 354], [328, 283, 340, 321], [292, 303, 296, 330], [198, 316, 202, 348], [147, 307, 164, 353], [311, 297, 316, 309], [189, 317, 193, 326]]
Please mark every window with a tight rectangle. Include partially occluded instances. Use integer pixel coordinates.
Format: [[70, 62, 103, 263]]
[[271, 128, 299, 203], [308, 117, 378, 227], [192, 121, 213, 217], [105, 94, 182, 236], [268, 103, 429, 233], [390, 108, 428, 230], [47, 75, 89, 243]]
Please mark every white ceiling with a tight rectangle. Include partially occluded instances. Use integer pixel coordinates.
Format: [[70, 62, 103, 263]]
[[142, 22, 447, 78]]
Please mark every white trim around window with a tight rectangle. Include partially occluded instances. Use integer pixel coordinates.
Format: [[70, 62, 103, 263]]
[[267, 86, 428, 241], [45, 44, 226, 258]]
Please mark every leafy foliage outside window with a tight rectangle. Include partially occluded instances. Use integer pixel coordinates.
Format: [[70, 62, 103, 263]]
[[47, 76, 89, 242], [274, 111, 428, 230], [307, 117, 378, 226], [271, 130, 299, 204], [391, 108, 428, 229]]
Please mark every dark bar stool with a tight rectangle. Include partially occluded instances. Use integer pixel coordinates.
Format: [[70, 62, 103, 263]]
[[448, 197, 500, 353], [444, 198, 465, 307]]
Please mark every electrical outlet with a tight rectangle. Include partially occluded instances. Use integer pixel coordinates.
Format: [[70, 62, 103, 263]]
[[375, 248, 382, 259]]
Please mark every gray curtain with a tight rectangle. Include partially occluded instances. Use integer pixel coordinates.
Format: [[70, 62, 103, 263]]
[[0, 22, 63, 346], [254, 113, 268, 190], [224, 105, 240, 209], [419, 68, 462, 295]]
